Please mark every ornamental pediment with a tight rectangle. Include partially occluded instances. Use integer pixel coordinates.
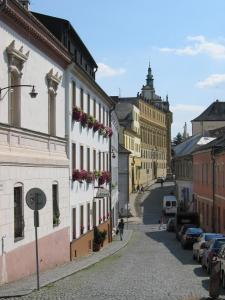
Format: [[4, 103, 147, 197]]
[[6, 40, 29, 75], [46, 68, 62, 94]]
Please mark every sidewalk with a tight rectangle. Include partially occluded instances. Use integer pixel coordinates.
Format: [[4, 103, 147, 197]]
[[0, 230, 132, 298]]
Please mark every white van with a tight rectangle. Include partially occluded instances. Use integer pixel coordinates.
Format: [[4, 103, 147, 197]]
[[163, 195, 177, 215]]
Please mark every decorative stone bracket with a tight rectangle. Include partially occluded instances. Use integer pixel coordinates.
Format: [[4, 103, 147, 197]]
[[6, 40, 29, 76], [46, 69, 62, 95]]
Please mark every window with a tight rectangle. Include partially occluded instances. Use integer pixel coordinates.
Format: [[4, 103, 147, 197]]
[[72, 208, 76, 239], [93, 149, 96, 170], [106, 153, 109, 171], [103, 153, 105, 171], [93, 99, 96, 118], [99, 199, 102, 223], [72, 81, 76, 107], [87, 203, 90, 230], [53, 183, 60, 227], [87, 147, 90, 171], [103, 198, 106, 220], [80, 88, 84, 110], [10, 72, 21, 127], [87, 94, 90, 115], [80, 205, 84, 234], [72, 143, 76, 170], [98, 151, 101, 171], [93, 201, 96, 227], [103, 107, 105, 125], [99, 103, 101, 123], [80, 145, 84, 169], [106, 111, 109, 126], [14, 185, 24, 241]]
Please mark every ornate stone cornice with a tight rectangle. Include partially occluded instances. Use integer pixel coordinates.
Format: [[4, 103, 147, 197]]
[[46, 68, 62, 95], [0, 0, 71, 68], [6, 40, 29, 75]]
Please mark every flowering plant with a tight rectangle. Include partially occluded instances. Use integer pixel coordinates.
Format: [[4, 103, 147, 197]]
[[102, 171, 111, 183], [80, 112, 88, 128], [93, 120, 101, 132], [86, 172, 94, 183], [106, 127, 113, 137], [87, 116, 95, 129], [99, 124, 107, 136], [72, 106, 82, 122], [98, 175, 106, 186], [72, 169, 81, 182], [80, 169, 88, 181], [94, 170, 101, 178]]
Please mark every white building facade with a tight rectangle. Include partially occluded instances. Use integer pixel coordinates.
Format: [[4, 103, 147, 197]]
[[0, 0, 71, 284]]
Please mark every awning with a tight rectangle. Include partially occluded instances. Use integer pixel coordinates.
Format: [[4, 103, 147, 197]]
[[95, 188, 110, 198]]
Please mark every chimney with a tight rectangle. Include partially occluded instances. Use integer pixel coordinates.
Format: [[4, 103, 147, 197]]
[[18, 0, 30, 10]]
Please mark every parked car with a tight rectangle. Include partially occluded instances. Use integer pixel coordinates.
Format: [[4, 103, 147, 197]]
[[216, 244, 225, 288], [166, 218, 175, 232], [181, 227, 204, 249], [177, 224, 198, 241], [193, 233, 224, 262], [201, 238, 225, 274]]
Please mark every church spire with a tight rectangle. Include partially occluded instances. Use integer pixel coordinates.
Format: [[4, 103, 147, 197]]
[[146, 61, 154, 88]]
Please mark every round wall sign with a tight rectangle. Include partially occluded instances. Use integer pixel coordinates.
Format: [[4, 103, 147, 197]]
[[26, 188, 47, 210]]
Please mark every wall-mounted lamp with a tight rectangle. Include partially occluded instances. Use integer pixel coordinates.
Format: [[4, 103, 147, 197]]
[[0, 84, 38, 100]]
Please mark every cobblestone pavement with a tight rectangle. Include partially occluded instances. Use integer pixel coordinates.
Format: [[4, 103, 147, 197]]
[[5, 183, 225, 300]]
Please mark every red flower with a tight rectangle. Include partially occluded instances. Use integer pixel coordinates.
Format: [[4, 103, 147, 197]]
[[72, 169, 81, 181], [86, 172, 94, 183], [80, 112, 88, 128], [72, 106, 82, 122], [80, 170, 88, 180], [93, 120, 101, 132]]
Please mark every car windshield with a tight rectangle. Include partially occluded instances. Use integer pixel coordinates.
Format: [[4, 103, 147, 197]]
[[166, 201, 171, 207], [205, 234, 224, 241], [172, 202, 176, 207], [186, 228, 203, 234], [214, 239, 225, 249]]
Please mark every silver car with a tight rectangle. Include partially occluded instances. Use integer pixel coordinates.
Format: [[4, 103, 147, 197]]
[[193, 233, 224, 262]]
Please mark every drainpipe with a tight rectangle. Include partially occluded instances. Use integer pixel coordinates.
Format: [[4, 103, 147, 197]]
[[211, 146, 216, 232], [109, 104, 116, 242]]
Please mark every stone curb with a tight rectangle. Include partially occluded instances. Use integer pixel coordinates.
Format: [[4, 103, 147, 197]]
[[0, 230, 133, 299]]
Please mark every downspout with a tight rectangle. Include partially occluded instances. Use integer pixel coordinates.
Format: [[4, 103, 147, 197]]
[[109, 104, 115, 242], [65, 64, 72, 245], [211, 146, 215, 232]]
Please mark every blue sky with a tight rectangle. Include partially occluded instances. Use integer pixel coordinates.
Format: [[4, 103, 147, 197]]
[[31, 0, 225, 137]]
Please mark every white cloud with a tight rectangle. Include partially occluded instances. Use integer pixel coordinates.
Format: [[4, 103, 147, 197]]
[[196, 73, 225, 88], [96, 63, 126, 79], [160, 35, 225, 59], [171, 104, 205, 113]]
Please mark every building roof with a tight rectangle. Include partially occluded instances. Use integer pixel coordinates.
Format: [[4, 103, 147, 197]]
[[32, 12, 97, 68], [118, 144, 131, 154], [173, 134, 202, 157], [192, 100, 225, 122]]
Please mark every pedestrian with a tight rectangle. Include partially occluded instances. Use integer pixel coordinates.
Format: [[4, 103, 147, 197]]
[[136, 184, 140, 193], [159, 215, 164, 230], [160, 178, 164, 188], [117, 218, 124, 241], [141, 185, 144, 193]]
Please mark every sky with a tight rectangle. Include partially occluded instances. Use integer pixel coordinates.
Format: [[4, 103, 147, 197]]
[[30, 0, 225, 138]]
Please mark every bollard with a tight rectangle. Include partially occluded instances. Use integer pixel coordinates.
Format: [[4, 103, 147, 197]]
[[209, 256, 221, 299]]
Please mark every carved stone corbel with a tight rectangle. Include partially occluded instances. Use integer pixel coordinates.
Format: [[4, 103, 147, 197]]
[[6, 40, 29, 76], [46, 68, 62, 95]]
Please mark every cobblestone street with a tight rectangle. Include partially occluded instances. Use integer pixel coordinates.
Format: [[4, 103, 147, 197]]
[[6, 183, 225, 300]]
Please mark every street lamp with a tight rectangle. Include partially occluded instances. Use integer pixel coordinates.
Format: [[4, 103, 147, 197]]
[[0, 85, 38, 100]]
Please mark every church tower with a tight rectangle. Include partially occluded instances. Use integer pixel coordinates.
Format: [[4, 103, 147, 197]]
[[141, 62, 155, 102]]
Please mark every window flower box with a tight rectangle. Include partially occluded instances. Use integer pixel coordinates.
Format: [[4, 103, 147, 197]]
[[93, 120, 101, 132], [72, 106, 82, 122], [86, 172, 94, 184], [99, 124, 107, 136], [87, 116, 95, 129], [80, 112, 88, 128]]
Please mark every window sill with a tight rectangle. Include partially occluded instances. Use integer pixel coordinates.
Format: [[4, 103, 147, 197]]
[[14, 236, 24, 243]]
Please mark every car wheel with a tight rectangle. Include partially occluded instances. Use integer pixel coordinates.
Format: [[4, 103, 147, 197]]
[[222, 272, 225, 289]]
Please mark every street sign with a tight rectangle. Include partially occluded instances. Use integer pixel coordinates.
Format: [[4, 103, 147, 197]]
[[26, 188, 46, 211]]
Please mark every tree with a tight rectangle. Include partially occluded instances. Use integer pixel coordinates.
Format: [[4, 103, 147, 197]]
[[173, 132, 183, 145]]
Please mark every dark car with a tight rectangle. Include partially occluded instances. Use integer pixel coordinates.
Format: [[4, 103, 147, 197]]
[[202, 238, 225, 274], [181, 227, 204, 249], [166, 218, 175, 232], [177, 224, 198, 241]]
